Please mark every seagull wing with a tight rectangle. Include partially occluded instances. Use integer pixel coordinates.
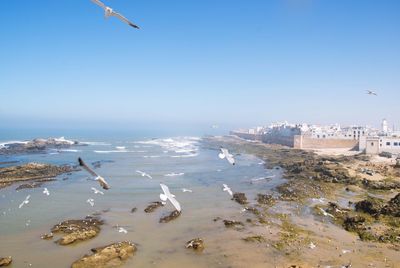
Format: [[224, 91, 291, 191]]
[[226, 153, 235, 165], [160, 183, 172, 196], [160, 184, 181, 211], [221, 148, 235, 165], [91, 0, 106, 9], [220, 148, 229, 156], [111, 10, 140, 29], [78, 157, 98, 177]]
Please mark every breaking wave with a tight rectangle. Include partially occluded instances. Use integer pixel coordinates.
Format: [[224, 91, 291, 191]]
[[80, 141, 111, 146], [135, 137, 200, 158]]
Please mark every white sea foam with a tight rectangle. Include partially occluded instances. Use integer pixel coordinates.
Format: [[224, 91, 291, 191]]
[[135, 137, 200, 157], [165, 172, 185, 177], [80, 141, 111, 146], [115, 146, 126, 150], [94, 150, 130, 154], [170, 153, 198, 158], [0, 140, 29, 149], [53, 136, 75, 145], [59, 149, 81, 153]]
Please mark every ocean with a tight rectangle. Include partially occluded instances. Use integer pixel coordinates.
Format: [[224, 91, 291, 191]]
[[0, 130, 281, 267]]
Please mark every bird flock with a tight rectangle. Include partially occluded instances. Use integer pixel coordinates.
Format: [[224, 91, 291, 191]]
[[75, 146, 237, 215]]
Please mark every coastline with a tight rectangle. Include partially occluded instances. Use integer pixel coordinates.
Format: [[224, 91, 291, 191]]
[[0, 135, 399, 267], [203, 135, 400, 266]]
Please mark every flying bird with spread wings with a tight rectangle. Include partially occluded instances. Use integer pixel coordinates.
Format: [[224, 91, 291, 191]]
[[136, 170, 153, 179], [159, 183, 181, 212], [219, 147, 235, 165], [91, 0, 140, 29], [222, 184, 233, 196], [366, 90, 377, 96], [78, 157, 110, 190]]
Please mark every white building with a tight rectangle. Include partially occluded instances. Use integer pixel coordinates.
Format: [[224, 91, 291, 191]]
[[360, 119, 400, 155], [362, 136, 400, 155]]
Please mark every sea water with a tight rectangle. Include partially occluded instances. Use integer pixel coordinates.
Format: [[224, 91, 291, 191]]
[[0, 132, 282, 267]]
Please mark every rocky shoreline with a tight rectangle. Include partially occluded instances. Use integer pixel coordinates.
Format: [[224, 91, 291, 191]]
[[0, 137, 81, 155], [203, 136, 400, 265], [0, 162, 74, 189]]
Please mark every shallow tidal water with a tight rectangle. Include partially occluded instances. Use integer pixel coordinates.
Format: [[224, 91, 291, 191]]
[[0, 136, 285, 267]]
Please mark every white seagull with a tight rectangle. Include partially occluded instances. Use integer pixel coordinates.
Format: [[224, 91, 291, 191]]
[[159, 184, 181, 212], [79, 157, 110, 190], [136, 170, 153, 179], [43, 188, 50, 196], [91, 0, 140, 29], [219, 147, 235, 165], [118, 227, 128, 234], [366, 90, 377, 96], [222, 184, 233, 196], [91, 187, 104, 195], [87, 198, 95, 207], [19, 195, 31, 209]]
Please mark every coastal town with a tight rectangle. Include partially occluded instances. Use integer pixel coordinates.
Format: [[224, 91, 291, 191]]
[[231, 119, 400, 157]]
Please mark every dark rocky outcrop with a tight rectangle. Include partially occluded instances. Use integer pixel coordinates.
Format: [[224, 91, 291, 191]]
[[355, 196, 385, 216], [381, 193, 400, 217], [361, 179, 400, 190], [71, 241, 136, 268], [50, 216, 103, 245], [144, 202, 164, 213], [257, 194, 275, 206], [223, 220, 244, 228], [232, 192, 248, 205], [0, 137, 80, 155], [159, 210, 181, 223], [0, 163, 73, 189]]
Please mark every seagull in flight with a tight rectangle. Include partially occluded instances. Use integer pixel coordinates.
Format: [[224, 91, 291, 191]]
[[219, 147, 235, 165], [159, 184, 181, 212], [118, 227, 128, 234], [136, 170, 153, 179], [366, 90, 377, 96], [43, 188, 50, 196], [19, 195, 31, 209], [222, 184, 233, 196], [91, 0, 140, 29], [78, 157, 110, 190], [87, 198, 95, 207], [91, 187, 104, 195]]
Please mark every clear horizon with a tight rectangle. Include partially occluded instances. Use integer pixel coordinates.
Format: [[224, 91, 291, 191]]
[[1, 0, 399, 129]]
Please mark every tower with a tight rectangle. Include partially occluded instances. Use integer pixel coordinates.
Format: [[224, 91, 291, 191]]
[[382, 119, 388, 134]]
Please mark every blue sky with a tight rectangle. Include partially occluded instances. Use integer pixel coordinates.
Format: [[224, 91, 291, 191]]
[[1, 0, 399, 130]]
